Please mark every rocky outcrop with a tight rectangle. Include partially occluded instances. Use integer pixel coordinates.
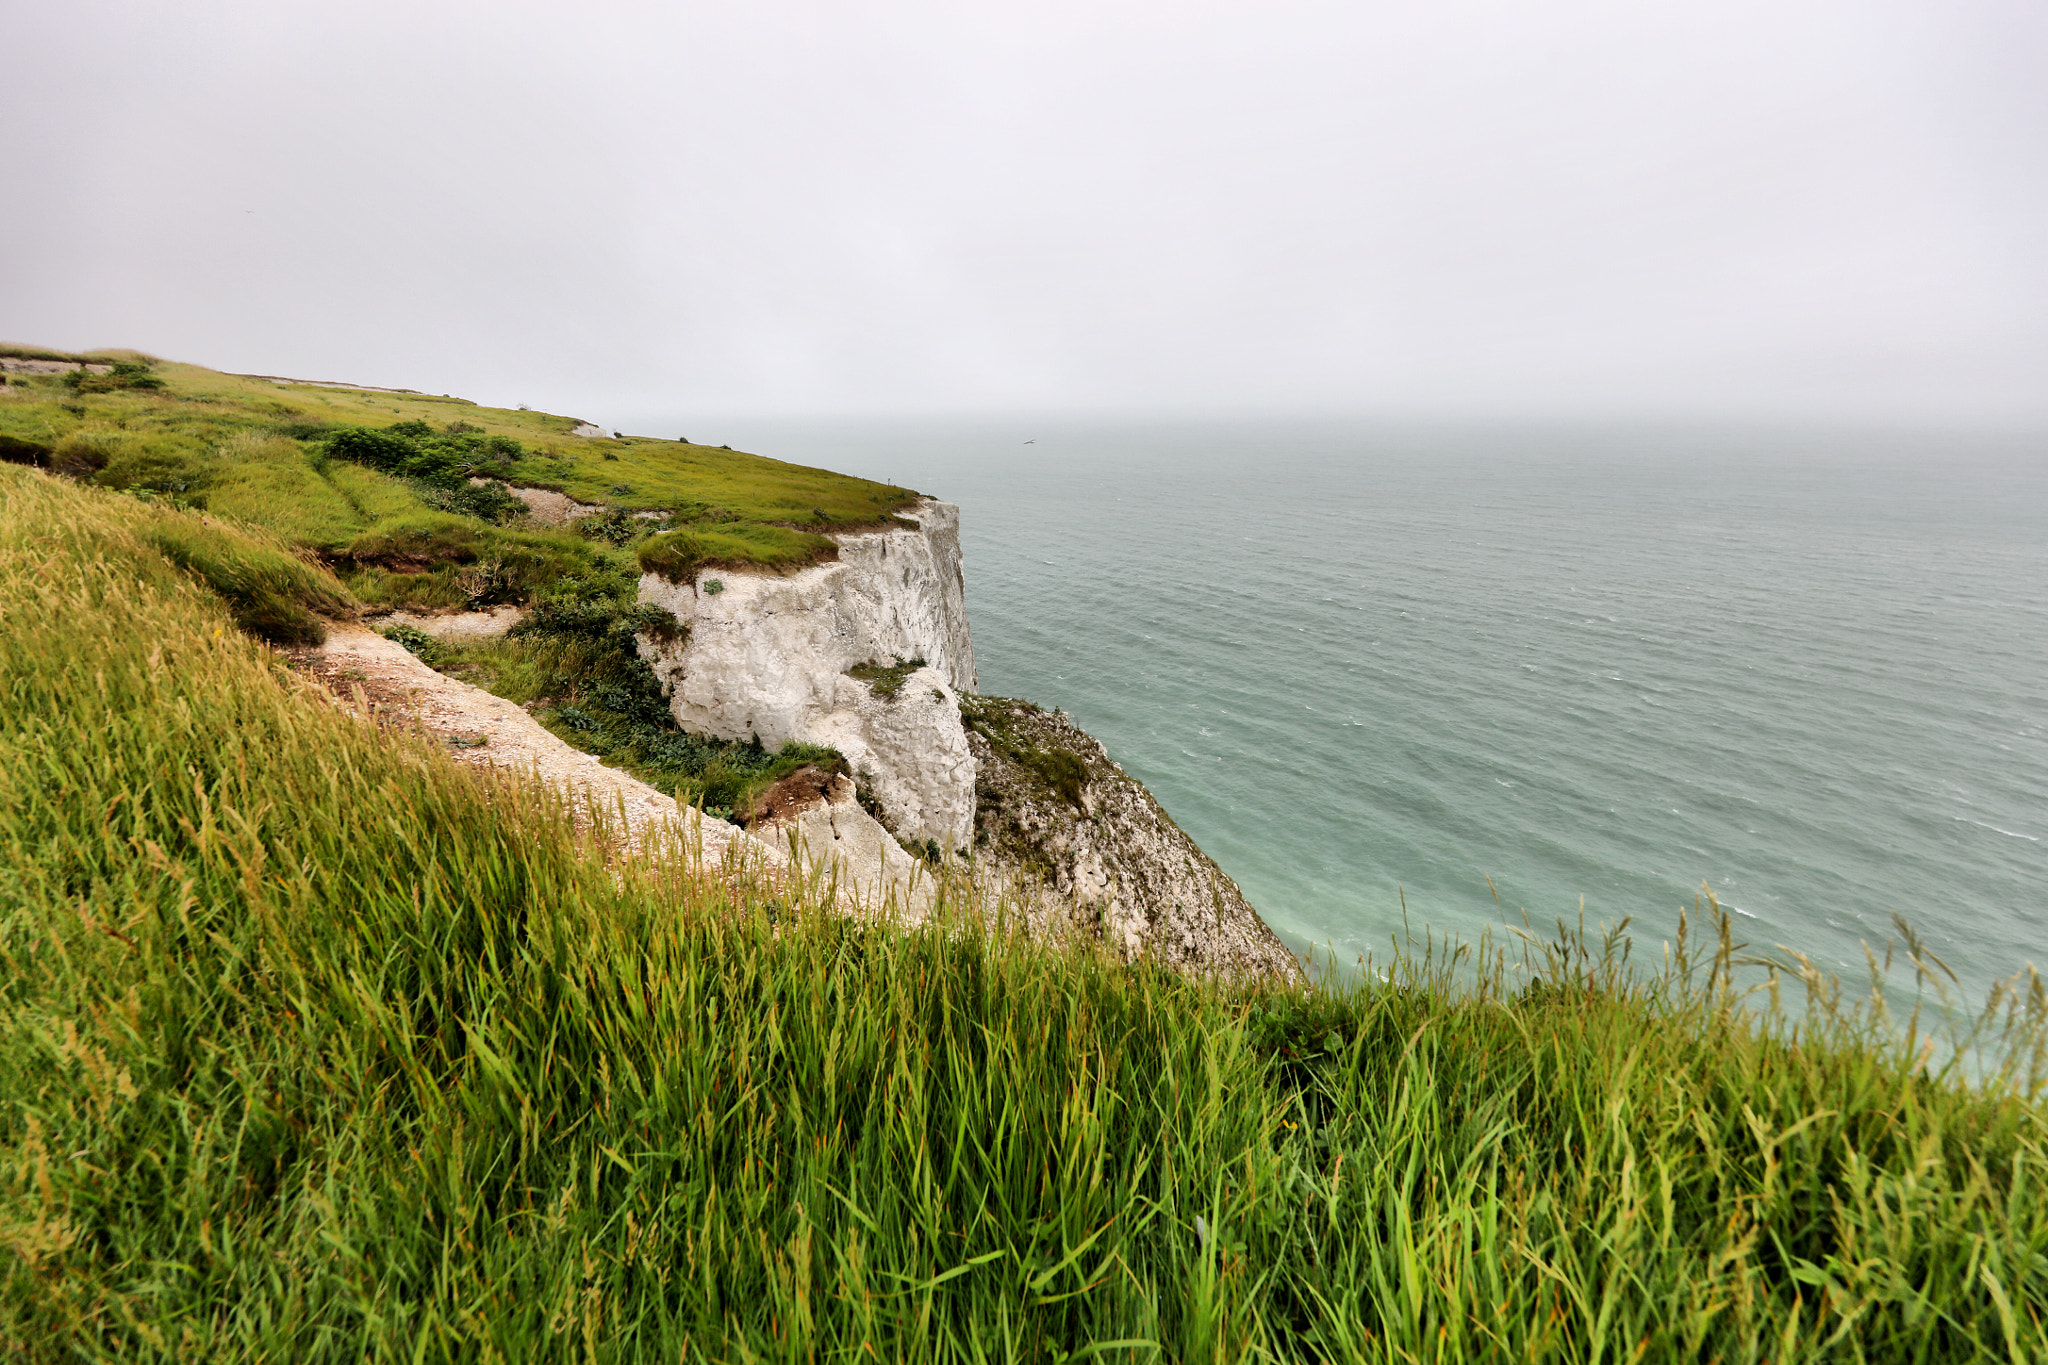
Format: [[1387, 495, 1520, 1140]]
[[636, 499, 978, 849], [629, 497, 1297, 980], [750, 769, 936, 921], [960, 695, 1300, 982]]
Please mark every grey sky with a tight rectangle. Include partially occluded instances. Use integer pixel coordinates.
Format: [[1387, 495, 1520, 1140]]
[[5, 0, 2045, 426]]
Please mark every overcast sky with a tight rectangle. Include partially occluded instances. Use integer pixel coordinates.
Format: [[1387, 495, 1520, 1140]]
[[5, 0, 2045, 426]]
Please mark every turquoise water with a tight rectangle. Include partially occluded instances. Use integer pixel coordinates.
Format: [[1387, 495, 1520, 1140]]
[[720, 418, 2046, 1001]]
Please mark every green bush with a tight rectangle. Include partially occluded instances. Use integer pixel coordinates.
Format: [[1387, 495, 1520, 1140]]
[[329, 425, 447, 481], [63, 360, 164, 393], [405, 476, 524, 524], [576, 506, 663, 547], [380, 622, 445, 664], [328, 421, 527, 490]]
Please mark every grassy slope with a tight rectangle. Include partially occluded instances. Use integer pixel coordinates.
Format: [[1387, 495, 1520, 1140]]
[[0, 348, 922, 805], [0, 353, 920, 593], [4, 467, 2046, 1361]]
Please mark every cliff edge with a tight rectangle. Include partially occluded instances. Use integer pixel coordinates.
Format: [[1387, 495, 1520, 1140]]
[[962, 696, 1300, 980], [633, 498, 1300, 981], [637, 499, 978, 850]]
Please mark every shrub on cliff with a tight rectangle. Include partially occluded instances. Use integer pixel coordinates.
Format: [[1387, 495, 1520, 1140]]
[[63, 359, 164, 393], [326, 420, 525, 491], [846, 654, 928, 700]]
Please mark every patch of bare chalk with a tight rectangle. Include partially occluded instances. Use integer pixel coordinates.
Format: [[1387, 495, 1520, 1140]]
[[380, 606, 525, 640], [295, 624, 935, 920], [507, 485, 602, 526]]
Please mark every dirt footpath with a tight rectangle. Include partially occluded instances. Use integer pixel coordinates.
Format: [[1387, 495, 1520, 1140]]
[[287, 625, 937, 920], [289, 624, 768, 865]]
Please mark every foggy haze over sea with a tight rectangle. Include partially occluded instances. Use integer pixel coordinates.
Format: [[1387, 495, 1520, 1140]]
[[6, 4, 2044, 986]]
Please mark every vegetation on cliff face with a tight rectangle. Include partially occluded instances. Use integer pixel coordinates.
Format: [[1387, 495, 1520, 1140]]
[[3, 465, 2041, 1360], [960, 695, 1301, 980], [846, 654, 931, 702], [380, 569, 838, 821], [962, 693, 1096, 816]]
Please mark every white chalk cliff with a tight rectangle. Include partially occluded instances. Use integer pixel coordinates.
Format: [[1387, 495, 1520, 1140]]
[[634, 496, 1299, 980], [635, 500, 979, 849]]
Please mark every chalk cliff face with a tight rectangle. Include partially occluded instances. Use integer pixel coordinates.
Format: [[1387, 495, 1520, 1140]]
[[960, 696, 1301, 982], [633, 495, 1298, 981], [751, 770, 937, 921], [635, 499, 979, 849]]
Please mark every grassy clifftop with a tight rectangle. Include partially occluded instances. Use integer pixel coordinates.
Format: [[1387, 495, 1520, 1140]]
[[0, 343, 930, 821], [2, 463, 2046, 1360], [0, 346, 919, 609]]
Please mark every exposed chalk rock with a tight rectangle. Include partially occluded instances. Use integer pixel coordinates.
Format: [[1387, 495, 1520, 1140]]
[[505, 485, 601, 526], [812, 665, 976, 853], [381, 605, 525, 640], [627, 496, 1297, 978], [636, 499, 979, 848], [961, 695, 1301, 982], [752, 771, 936, 922]]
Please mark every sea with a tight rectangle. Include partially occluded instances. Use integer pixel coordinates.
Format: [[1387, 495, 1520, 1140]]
[[709, 418, 2046, 1007]]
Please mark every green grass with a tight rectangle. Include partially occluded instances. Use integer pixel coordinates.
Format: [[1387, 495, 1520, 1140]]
[[636, 522, 837, 583], [0, 343, 156, 365], [3, 466, 2046, 1361], [493, 436, 920, 531], [0, 358, 639, 609], [200, 432, 365, 549], [847, 655, 930, 701], [142, 516, 354, 646], [0, 351, 921, 590]]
